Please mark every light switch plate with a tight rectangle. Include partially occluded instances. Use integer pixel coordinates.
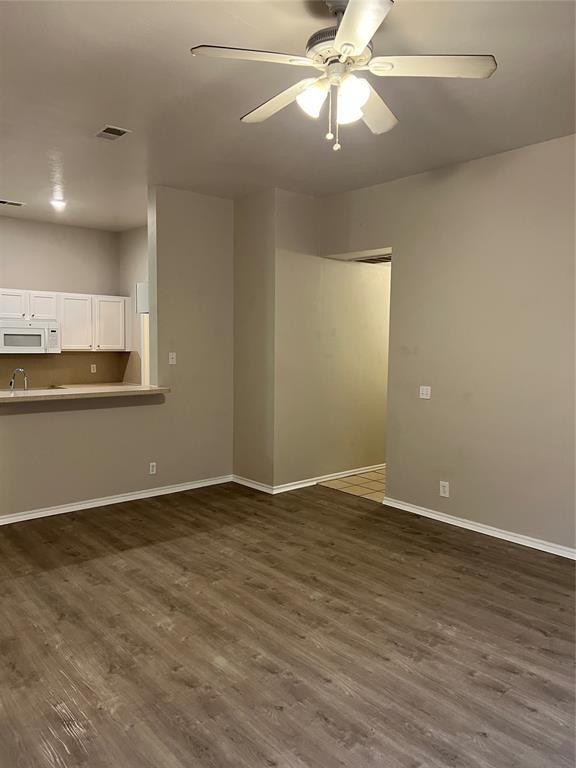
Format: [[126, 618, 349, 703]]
[[419, 385, 431, 399], [168, 352, 177, 365]]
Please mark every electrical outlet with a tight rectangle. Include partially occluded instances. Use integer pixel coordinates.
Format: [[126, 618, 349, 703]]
[[149, 462, 157, 475], [439, 481, 450, 498], [90, 364, 97, 374], [168, 352, 177, 365], [419, 385, 431, 399]]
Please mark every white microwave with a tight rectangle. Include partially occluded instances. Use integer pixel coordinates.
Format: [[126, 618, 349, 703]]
[[0, 319, 61, 354]]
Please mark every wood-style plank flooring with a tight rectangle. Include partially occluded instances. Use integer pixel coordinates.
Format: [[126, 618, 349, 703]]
[[0, 483, 573, 767]]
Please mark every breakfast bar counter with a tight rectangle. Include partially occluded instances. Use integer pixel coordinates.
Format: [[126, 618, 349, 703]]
[[0, 383, 170, 404]]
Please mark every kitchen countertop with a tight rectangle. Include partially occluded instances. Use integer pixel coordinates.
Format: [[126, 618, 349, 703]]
[[0, 382, 170, 404]]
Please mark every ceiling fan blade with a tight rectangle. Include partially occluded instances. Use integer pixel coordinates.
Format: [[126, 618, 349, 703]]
[[334, 0, 394, 58], [368, 55, 497, 79], [191, 45, 317, 68], [241, 78, 320, 123], [362, 84, 398, 134]]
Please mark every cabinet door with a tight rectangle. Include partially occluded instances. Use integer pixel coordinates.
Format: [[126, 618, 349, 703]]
[[29, 291, 58, 320], [93, 296, 125, 351], [0, 288, 28, 319], [60, 294, 93, 350]]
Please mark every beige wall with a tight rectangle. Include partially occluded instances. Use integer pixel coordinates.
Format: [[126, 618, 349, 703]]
[[0, 186, 233, 516], [2, 138, 572, 552], [320, 135, 575, 547], [233, 188, 391, 486], [0, 216, 120, 295], [119, 226, 148, 384], [151, 186, 234, 479], [233, 190, 277, 485], [274, 189, 389, 484]]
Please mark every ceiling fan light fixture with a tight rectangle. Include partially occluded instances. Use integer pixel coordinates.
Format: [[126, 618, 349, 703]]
[[192, 0, 497, 151], [296, 79, 329, 118], [337, 74, 370, 124]]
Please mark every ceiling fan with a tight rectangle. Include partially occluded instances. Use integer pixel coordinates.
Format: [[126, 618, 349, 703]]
[[191, 0, 497, 151]]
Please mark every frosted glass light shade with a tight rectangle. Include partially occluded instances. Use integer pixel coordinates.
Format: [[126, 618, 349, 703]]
[[337, 75, 370, 125], [296, 80, 329, 118]]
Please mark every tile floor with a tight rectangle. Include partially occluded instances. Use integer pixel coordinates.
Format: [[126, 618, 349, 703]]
[[319, 468, 386, 502]]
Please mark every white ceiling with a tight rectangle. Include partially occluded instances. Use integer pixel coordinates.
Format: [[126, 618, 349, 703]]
[[0, 0, 574, 231]]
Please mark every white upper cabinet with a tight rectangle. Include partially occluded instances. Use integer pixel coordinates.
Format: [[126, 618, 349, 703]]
[[28, 291, 58, 320], [0, 288, 129, 351], [93, 296, 126, 351], [0, 289, 29, 319], [60, 294, 94, 350], [0, 288, 58, 320]]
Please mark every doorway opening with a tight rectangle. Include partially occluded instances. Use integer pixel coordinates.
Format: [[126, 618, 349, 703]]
[[316, 247, 391, 503]]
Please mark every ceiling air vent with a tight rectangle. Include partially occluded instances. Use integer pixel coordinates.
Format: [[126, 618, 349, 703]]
[[0, 199, 25, 207], [323, 247, 392, 263], [95, 125, 132, 141], [353, 254, 392, 264]]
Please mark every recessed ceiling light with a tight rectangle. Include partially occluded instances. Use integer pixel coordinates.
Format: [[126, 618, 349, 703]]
[[50, 199, 67, 211]]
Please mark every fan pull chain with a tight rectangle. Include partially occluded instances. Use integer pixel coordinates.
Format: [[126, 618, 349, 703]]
[[326, 88, 334, 142], [333, 85, 341, 151]]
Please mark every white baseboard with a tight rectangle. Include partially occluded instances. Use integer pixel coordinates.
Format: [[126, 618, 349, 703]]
[[232, 476, 277, 494], [233, 463, 386, 496], [0, 475, 234, 528], [5, 473, 569, 562], [383, 496, 576, 560], [0, 465, 385, 527]]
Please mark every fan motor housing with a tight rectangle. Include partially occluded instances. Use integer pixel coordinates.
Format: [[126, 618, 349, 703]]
[[305, 26, 373, 65], [325, 0, 349, 14]]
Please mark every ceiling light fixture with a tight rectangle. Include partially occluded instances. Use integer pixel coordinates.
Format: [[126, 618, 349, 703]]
[[191, 0, 497, 153], [336, 75, 370, 123], [50, 199, 66, 211], [296, 79, 329, 118], [296, 72, 371, 150]]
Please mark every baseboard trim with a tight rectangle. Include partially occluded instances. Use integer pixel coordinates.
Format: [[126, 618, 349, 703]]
[[383, 496, 576, 560], [232, 476, 277, 494], [233, 463, 386, 496], [5, 474, 568, 560], [0, 475, 234, 528]]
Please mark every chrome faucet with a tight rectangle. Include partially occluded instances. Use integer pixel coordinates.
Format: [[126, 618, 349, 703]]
[[9, 368, 28, 391]]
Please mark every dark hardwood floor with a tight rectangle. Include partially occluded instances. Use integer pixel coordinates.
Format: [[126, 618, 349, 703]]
[[0, 483, 573, 767]]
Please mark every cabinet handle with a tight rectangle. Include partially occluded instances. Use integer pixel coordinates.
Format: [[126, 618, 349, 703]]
[[31, 314, 35, 318]]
